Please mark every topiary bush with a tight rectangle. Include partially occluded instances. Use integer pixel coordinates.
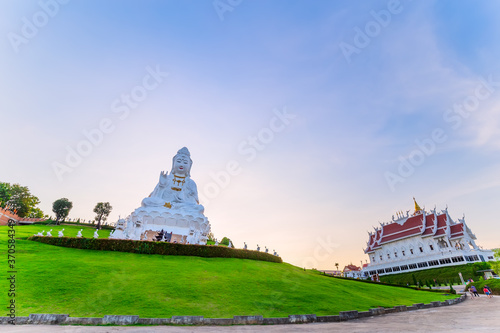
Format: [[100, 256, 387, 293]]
[[449, 283, 456, 294], [28, 236, 283, 263]]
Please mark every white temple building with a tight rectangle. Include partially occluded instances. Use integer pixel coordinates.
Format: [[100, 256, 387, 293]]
[[362, 199, 496, 277]]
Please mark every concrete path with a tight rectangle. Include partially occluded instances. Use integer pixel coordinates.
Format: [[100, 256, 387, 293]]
[[3, 295, 499, 332]]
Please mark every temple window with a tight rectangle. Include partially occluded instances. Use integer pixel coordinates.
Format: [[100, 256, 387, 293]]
[[402, 250, 405, 256], [387, 253, 391, 259], [429, 245, 434, 251], [419, 247, 423, 253], [410, 249, 414, 254]]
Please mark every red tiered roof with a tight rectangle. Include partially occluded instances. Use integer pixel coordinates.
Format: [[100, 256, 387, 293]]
[[365, 228, 383, 253], [364, 205, 470, 259], [434, 214, 448, 236], [450, 223, 464, 239], [365, 233, 376, 253], [422, 213, 436, 236], [379, 214, 424, 244], [343, 264, 361, 272]]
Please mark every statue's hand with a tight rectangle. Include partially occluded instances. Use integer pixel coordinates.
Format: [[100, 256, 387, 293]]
[[159, 171, 168, 186]]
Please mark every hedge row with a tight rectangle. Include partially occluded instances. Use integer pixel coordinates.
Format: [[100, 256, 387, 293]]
[[321, 273, 451, 293], [28, 236, 283, 263], [379, 262, 491, 286]]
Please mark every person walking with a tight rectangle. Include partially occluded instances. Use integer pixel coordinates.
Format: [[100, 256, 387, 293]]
[[484, 285, 492, 299], [471, 285, 480, 297], [485, 285, 493, 296], [468, 287, 475, 299]]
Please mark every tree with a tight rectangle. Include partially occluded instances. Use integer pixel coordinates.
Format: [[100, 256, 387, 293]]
[[335, 262, 339, 272], [449, 283, 456, 294], [412, 274, 418, 286], [0, 182, 12, 206], [220, 237, 230, 246], [93, 202, 112, 230], [0, 182, 43, 217], [207, 231, 215, 242], [52, 198, 73, 224], [491, 249, 500, 276], [29, 207, 45, 218]]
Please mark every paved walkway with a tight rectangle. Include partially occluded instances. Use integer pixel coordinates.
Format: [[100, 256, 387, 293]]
[[3, 295, 498, 332]]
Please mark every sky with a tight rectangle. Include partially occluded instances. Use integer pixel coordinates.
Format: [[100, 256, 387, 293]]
[[1, 0, 500, 270]]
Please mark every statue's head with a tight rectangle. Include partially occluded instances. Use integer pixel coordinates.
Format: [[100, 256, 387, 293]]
[[171, 147, 193, 177]]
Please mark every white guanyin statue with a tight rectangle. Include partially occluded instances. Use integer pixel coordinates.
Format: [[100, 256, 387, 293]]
[[46, 229, 52, 237], [93, 230, 99, 239], [58, 229, 65, 237], [76, 229, 83, 238], [109, 147, 211, 244]]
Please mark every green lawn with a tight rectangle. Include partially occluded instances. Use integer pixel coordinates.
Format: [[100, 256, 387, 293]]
[[1, 225, 458, 318]]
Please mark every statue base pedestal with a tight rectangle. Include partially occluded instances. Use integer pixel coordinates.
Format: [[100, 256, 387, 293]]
[[110, 206, 211, 245]]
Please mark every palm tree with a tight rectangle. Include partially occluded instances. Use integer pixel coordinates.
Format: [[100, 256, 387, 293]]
[[335, 262, 339, 273]]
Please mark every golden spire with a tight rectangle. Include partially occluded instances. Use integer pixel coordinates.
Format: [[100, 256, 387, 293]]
[[413, 197, 422, 214]]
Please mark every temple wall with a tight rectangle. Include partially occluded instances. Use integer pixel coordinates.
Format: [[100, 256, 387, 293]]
[[0, 207, 46, 226]]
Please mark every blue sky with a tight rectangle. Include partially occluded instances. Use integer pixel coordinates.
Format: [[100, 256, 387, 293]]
[[1, 0, 500, 269]]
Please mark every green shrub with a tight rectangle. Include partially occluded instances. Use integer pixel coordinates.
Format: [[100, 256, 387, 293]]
[[220, 237, 230, 246], [28, 236, 282, 263], [379, 263, 489, 286], [327, 275, 448, 293], [449, 283, 456, 294]]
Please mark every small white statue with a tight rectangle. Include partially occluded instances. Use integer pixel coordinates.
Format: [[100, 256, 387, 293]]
[[34, 230, 44, 236], [257, 244, 260, 252], [228, 240, 233, 248], [215, 240, 219, 246], [273, 250, 277, 256], [244, 242, 247, 250], [46, 229, 53, 237], [265, 246, 269, 253], [58, 229, 65, 237], [93, 230, 99, 239], [76, 229, 83, 238]]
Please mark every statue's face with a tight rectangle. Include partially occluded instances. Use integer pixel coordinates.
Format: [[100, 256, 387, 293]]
[[173, 155, 190, 175]]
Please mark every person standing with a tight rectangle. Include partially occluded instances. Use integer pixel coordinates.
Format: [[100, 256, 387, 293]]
[[485, 285, 493, 296], [484, 285, 492, 299]]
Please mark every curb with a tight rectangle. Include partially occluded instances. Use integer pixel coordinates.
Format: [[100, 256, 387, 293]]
[[0, 295, 466, 326]]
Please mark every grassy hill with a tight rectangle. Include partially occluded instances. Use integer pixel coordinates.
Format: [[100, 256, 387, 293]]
[[2, 225, 458, 318]]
